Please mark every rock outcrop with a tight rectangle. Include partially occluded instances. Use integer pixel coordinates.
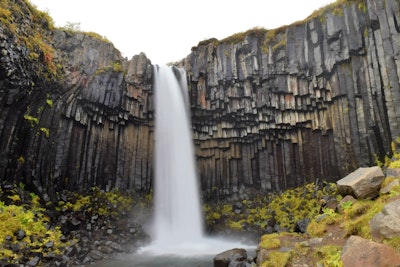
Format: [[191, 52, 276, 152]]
[[180, 0, 400, 194]]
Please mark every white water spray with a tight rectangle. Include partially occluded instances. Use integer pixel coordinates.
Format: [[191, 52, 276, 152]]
[[153, 65, 203, 244], [138, 65, 255, 257]]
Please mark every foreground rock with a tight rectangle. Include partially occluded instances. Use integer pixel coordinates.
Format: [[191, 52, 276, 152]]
[[341, 235, 400, 267], [370, 198, 400, 242], [336, 166, 384, 199], [214, 248, 249, 267]]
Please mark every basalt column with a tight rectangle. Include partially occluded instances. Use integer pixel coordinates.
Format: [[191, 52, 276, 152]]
[[182, 0, 400, 194]]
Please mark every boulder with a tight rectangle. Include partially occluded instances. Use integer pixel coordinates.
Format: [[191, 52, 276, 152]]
[[341, 235, 400, 267], [386, 168, 400, 177], [214, 248, 247, 267], [370, 199, 400, 242], [336, 167, 384, 199], [380, 179, 400, 194]]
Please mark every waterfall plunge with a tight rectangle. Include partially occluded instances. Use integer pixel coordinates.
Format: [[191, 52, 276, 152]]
[[138, 65, 254, 257], [153, 65, 203, 244]]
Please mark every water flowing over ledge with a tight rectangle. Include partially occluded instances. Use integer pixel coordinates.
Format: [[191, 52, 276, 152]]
[[137, 65, 256, 259]]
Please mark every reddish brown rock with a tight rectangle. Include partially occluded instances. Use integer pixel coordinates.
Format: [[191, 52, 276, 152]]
[[341, 235, 400, 267]]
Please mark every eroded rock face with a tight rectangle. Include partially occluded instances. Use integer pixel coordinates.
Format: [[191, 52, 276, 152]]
[[180, 0, 400, 194]]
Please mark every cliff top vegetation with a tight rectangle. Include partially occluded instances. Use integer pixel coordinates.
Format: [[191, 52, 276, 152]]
[[192, 0, 367, 53]]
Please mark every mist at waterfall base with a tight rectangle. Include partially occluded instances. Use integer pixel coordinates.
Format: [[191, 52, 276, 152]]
[[129, 65, 256, 265]]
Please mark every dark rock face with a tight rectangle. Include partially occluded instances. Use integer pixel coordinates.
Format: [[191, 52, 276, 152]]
[[0, 1, 154, 196], [180, 0, 400, 193], [2, 0, 400, 198]]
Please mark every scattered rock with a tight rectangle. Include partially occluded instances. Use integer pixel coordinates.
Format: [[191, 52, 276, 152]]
[[336, 166, 385, 199], [15, 229, 25, 240], [294, 218, 310, 233], [341, 235, 400, 267], [26, 256, 40, 266], [380, 179, 400, 194], [386, 168, 400, 177], [88, 249, 105, 261], [370, 199, 400, 242]]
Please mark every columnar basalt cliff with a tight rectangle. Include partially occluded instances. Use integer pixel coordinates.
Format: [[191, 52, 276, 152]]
[[1, 0, 400, 198], [181, 0, 400, 194], [0, 0, 154, 198]]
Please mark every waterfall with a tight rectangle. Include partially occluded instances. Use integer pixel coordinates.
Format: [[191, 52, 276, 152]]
[[137, 65, 254, 258], [153, 64, 203, 245]]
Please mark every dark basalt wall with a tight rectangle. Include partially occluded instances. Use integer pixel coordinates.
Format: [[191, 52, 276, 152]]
[[181, 0, 400, 194], [0, 2, 154, 198], [1, 0, 400, 199]]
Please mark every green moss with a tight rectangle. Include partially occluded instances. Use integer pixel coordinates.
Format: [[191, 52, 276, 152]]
[[23, 114, 39, 126], [262, 26, 287, 54], [46, 99, 53, 107], [95, 61, 125, 75], [84, 31, 111, 44], [260, 251, 292, 267], [227, 220, 244, 231], [307, 208, 342, 237], [0, 0, 62, 81], [0, 190, 72, 264], [39, 127, 50, 138], [220, 27, 267, 44], [204, 181, 339, 233], [314, 245, 343, 267], [259, 233, 281, 249], [341, 199, 384, 238]]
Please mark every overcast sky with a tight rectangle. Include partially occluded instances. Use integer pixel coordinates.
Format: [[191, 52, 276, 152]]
[[30, 0, 334, 65]]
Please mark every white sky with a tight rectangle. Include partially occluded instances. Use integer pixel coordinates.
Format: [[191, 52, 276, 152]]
[[30, 0, 334, 65]]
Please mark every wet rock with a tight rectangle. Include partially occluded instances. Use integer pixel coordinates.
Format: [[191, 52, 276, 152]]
[[98, 245, 114, 254], [214, 248, 248, 267], [88, 249, 105, 260], [106, 241, 122, 252]]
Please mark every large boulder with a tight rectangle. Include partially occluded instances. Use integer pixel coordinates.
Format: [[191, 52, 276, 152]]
[[370, 199, 400, 242], [336, 166, 384, 199], [341, 235, 400, 267], [214, 248, 248, 267]]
